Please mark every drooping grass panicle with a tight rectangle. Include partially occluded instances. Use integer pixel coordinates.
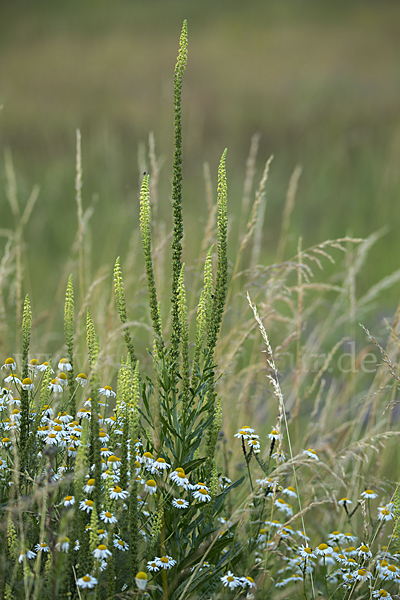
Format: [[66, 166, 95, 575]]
[[170, 20, 188, 362], [139, 173, 163, 346]]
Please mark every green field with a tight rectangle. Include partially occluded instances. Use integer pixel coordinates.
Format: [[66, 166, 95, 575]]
[[1, 0, 400, 328]]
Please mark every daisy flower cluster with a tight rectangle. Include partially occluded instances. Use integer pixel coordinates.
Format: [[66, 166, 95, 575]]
[[0, 354, 241, 597]]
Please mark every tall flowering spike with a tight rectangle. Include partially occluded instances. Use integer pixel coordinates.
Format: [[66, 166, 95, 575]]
[[22, 294, 32, 379], [86, 308, 98, 369], [139, 174, 163, 345], [208, 149, 228, 353], [64, 275, 76, 415], [393, 486, 400, 553], [206, 396, 223, 462], [20, 294, 32, 466], [170, 20, 188, 362], [193, 245, 214, 376], [178, 264, 190, 413], [114, 257, 137, 367]]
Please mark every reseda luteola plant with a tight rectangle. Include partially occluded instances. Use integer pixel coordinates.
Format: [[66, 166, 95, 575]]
[[2, 18, 400, 600], [0, 21, 251, 600]]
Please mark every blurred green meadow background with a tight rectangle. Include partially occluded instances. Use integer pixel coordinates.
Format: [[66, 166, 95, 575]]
[[1, 0, 400, 347]]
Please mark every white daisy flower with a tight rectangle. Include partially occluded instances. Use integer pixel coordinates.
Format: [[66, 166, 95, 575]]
[[144, 479, 157, 494], [234, 426, 255, 440], [149, 457, 170, 473], [63, 495, 75, 507], [372, 590, 392, 599], [4, 375, 22, 386], [221, 571, 241, 589], [274, 498, 293, 516], [57, 373, 68, 387], [247, 438, 261, 453], [192, 488, 211, 502], [2, 358, 16, 370], [113, 537, 129, 551], [109, 485, 129, 500], [48, 379, 63, 394], [299, 546, 316, 560], [282, 486, 297, 498], [357, 544, 372, 559], [338, 497, 352, 507], [58, 358, 72, 372], [240, 576, 256, 589], [135, 572, 148, 590], [156, 555, 177, 569], [37, 362, 54, 373], [172, 498, 189, 509], [75, 373, 87, 387], [56, 537, 70, 552], [378, 506, 394, 521], [314, 543, 331, 556], [99, 385, 116, 398], [21, 377, 34, 391], [35, 542, 50, 553], [303, 448, 319, 460], [83, 479, 95, 494], [18, 549, 36, 563], [93, 545, 112, 560], [77, 574, 98, 589], [355, 568, 372, 582], [146, 560, 160, 572], [271, 451, 286, 463], [79, 499, 94, 513], [100, 511, 117, 524], [360, 489, 378, 499]]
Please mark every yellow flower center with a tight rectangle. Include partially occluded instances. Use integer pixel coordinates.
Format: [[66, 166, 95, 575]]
[[82, 576, 91, 582], [113, 486, 122, 493], [65, 496, 73, 501], [85, 500, 93, 507], [105, 512, 112, 518], [318, 543, 328, 551], [98, 545, 107, 551]]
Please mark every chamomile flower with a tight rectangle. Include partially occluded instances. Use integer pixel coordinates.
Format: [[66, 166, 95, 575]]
[[274, 498, 293, 516], [2, 358, 16, 370], [141, 451, 154, 466], [100, 511, 117, 524], [156, 556, 177, 569], [83, 479, 95, 494], [271, 451, 286, 463], [135, 572, 148, 590], [355, 568, 372, 582], [372, 591, 392, 599], [221, 571, 241, 589], [75, 373, 87, 387], [378, 506, 394, 521], [18, 549, 36, 563], [99, 385, 116, 398], [56, 537, 70, 552], [113, 537, 129, 551], [241, 576, 256, 589], [170, 470, 191, 489], [63, 495, 75, 507], [314, 543, 331, 556], [234, 426, 255, 440], [93, 545, 112, 560], [147, 560, 160, 572], [144, 480, 157, 494], [21, 378, 34, 391], [357, 544, 372, 559], [192, 488, 211, 502], [247, 438, 261, 453], [109, 485, 129, 500], [79, 499, 94, 513], [77, 575, 98, 589], [35, 542, 50, 553], [57, 372, 68, 387], [360, 490, 378, 499], [338, 497, 352, 507], [172, 498, 189, 509], [268, 428, 282, 441], [58, 358, 72, 372], [282, 486, 297, 498], [303, 448, 319, 460], [299, 546, 316, 559], [150, 457, 171, 473], [4, 374, 21, 386], [48, 379, 63, 394]]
